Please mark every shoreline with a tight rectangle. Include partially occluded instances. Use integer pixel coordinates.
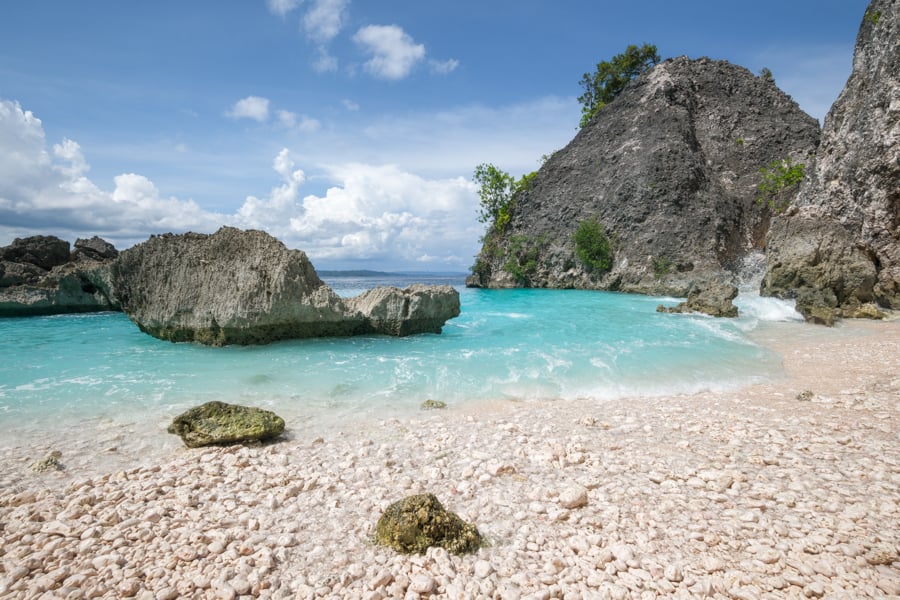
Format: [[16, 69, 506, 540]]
[[1, 319, 898, 598]]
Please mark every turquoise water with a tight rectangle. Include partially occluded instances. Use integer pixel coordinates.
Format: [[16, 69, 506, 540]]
[[0, 275, 800, 440]]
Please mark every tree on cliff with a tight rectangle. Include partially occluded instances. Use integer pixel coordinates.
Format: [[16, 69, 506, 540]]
[[578, 43, 660, 127], [473, 163, 536, 233]]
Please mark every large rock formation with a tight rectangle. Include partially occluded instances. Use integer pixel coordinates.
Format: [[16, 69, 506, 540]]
[[762, 0, 899, 323], [468, 56, 820, 312], [110, 227, 460, 345], [0, 236, 119, 317]]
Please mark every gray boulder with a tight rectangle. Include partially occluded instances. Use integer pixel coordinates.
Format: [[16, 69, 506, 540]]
[[110, 227, 460, 345], [657, 279, 739, 318], [73, 236, 119, 262], [469, 56, 820, 304], [0, 236, 119, 317], [167, 401, 285, 448], [762, 0, 899, 322]]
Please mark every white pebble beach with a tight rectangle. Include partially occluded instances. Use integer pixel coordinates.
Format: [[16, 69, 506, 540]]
[[1, 319, 898, 599]]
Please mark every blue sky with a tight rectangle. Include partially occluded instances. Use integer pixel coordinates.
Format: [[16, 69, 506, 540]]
[[0, 0, 869, 270]]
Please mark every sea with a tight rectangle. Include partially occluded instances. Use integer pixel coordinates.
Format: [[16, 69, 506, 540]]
[[0, 271, 804, 476]]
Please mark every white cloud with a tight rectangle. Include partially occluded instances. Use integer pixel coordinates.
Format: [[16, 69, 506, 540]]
[[429, 58, 459, 75], [303, 0, 348, 42], [267, 0, 303, 17], [0, 99, 222, 247], [342, 99, 360, 112], [233, 154, 480, 267], [354, 25, 426, 80], [277, 110, 321, 132], [312, 46, 339, 72], [226, 96, 271, 122]]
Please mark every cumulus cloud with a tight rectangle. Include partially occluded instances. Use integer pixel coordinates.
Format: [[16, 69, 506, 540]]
[[0, 99, 222, 246], [267, 0, 303, 17], [233, 154, 480, 267], [0, 98, 481, 269], [303, 0, 348, 42], [354, 25, 426, 80], [226, 96, 271, 122]]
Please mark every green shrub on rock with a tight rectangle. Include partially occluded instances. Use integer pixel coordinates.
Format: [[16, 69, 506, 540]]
[[574, 218, 613, 273]]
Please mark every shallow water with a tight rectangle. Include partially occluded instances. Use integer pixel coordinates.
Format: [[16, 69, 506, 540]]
[[0, 274, 804, 479]]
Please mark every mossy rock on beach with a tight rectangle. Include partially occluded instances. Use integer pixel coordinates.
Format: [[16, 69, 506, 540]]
[[375, 493, 483, 555], [167, 401, 285, 448]]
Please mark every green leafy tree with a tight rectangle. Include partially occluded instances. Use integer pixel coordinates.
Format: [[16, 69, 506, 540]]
[[758, 67, 774, 82], [578, 43, 660, 128], [574, 217, 613, 273], [473, 163, 515, 230], [757, 158, 805, 213]]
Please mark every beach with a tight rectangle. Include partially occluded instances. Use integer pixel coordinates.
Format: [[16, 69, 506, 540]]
[[1, 319, 898, 599]]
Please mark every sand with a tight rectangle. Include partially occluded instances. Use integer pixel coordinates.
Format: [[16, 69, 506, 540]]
[[1, 319, 898, 599]]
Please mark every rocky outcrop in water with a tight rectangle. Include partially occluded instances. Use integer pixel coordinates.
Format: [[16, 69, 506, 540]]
[[167, 401, 286, 448], [762, 0, 899, 324], [110, 227, 460, 345], [0, 236, 119, 317], [468, 56, 820, 316], [656, 278, 739, 318]]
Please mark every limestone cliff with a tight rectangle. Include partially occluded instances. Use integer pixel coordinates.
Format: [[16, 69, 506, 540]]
[[468, 57, 820, 306], [110, 227, 460, 345], [762, 0, 899, 324], [0, 236, 119, 317]]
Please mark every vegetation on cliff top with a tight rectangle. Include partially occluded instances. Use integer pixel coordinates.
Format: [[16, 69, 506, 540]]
[[578, 43, 660, 128]]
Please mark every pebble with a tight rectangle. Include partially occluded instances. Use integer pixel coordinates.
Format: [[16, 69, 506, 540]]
[[558, 485, 589, 509]]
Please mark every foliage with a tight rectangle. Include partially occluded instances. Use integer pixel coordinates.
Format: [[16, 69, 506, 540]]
[[867, 10, 881, 24], [573, 218, 613, 273], [503, 235, 547, 284], [652, 256, 673, 279], [735, 138, 744, 146], [474, 163, 516, 229], [578, 43, 660, 128], [473, 165, 538, 234], [756, 158, 805, 213], [758, 67, 774, 82]]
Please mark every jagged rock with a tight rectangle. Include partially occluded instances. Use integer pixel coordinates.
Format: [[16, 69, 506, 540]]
[[657, 279, 739, 317], [73, 236, 119, 262], [470, 56, 820, 296], [0, 236, 119, 317], [0, 235, 70, 270], [30, 451, 64, 473], [763, 0, 899, 322], [110, 227, 460, 345], [374, 493, 483, 555], [167, 401, 286, 448]]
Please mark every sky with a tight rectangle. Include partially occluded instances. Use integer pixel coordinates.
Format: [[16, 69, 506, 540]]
[[0, 0, 871, 271]]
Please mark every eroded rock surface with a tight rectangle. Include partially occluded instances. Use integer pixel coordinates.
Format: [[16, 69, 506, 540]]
[[762, 0, 900, 323], [375, 493, 483, 555], [110, 227, 460, 345]]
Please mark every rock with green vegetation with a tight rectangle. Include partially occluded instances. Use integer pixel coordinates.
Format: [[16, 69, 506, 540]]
[[30, 451, 64, 473], [763, 0, 899, 321], [469, 56, 819, 295], [167, 401, 286, 448], [420, 399, 447, 410], [375, 493, 483, 555]]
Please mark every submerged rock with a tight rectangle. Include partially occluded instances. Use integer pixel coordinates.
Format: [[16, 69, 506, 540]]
[[420, 399, 447, 410], [167, 401, 285, 448], [111, 227, 460, 345], [762, 0, 899, 321], [375, 493, 483, 555]]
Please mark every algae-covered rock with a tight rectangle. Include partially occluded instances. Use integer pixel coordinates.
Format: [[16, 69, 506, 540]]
[[167, 401, 285, 448], [420, 399, 447, 410], [375, 493, 483, 555], [657, 279, 739, 318], [30, 451, 64, 473]]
